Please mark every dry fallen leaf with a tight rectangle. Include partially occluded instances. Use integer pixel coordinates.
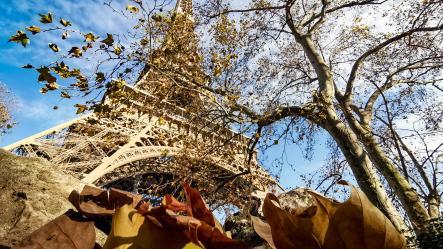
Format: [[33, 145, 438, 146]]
[[69, 184, 246, 249], [254, 182, 406, 249], [14, 210, 96, 249], [103, 204, 201, 249]]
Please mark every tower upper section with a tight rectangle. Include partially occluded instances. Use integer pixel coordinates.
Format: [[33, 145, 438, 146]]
[[175, 0, 193, 16], [135, 0, 207, 109]]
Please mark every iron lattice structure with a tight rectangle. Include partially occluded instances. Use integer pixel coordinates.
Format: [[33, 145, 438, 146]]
[[3, 0, 278, 207]]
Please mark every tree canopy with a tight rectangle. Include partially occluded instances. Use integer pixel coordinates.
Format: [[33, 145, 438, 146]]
[[0, 83, 15, 135], [8, 0, 443, 244]]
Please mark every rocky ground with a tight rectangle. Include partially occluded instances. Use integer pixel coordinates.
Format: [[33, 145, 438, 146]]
[[0, 149, 108, 247]]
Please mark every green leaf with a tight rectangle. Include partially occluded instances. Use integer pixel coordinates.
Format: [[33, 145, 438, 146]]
[[126, 5, 139, 13], [84, 32, 98, 42], [101, 33, 114, 46], [60, 18, 71, 27], [26, 26, 41, 35], [22, 64, 34, 69], [49, 43, 60, 52], [68, 47, 83, 57], [39, 12, 53, 24], [74, 104, 87, 114], [9, 31, 30, 47]]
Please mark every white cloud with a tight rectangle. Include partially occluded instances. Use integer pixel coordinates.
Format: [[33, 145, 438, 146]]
[[15, 95, 77, 127]]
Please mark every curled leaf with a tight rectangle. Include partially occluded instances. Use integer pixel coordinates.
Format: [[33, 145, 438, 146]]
[[255, 185, 406, 249], [52, 62, 75, 79], [40, 87, 48, 94], [101, 33, 114, 46], [9, 30, 30, 47], [60, 18, 71, 27], [126, 5, 139, 13], [45, 82, 59, 90], [39, 12, 53, 24], [37, 67, 57, 83], [62, 31, 70, 40], [251, 216, 276, 249], [113, 45, 122, 55], [60, 91, 71, 98], [69, 47, 83, 57], [49, 43, 60, 52], [213, 65, 222, 77], [95, 72, 105, 83], [84, 32, 98, 42], [14, 210, 96, 249], [74, 104, 87, 114], [26, 25, 40, 35], [140, 38, 148, 46], [82, 42, 93, 51]]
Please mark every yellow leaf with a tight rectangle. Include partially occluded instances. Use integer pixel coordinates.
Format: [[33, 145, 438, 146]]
[[37, 67, 57, 83], [9, 30, 30, 47], [126, 5, 139, 14], [49, 43, 60, 52], [114, 45, 122, 55], [213, 65, 222, 77], [84, 32, 98, 42], [96, 72, 105, 83], [26, 25, 40, 35], [39, 12, 53, 24], [60, 18, 71, 27], [60, 91, 71, 98], [45, 82, 59, 90], [161, 149, 169, 157], [62, 31, 70, 39], [40, 87, 48, 94], [74, 104, 87, 114], [140, 38, 148, 46], [101, 33, 114, 46], [102, 205, 201, 249], [69, 47, 83, 57], [82, 42, 93, 51]]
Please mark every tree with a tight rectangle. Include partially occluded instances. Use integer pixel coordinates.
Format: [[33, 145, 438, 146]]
[[0, 83, 15, 135], [192, 0, 443, 244], [9, 0, 443, 245]]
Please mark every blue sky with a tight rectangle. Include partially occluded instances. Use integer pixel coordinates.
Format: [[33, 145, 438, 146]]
[[0, 0, 330, 190]]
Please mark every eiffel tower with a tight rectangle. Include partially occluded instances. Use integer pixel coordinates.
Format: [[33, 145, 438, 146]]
[[3, 0, 278, 206]]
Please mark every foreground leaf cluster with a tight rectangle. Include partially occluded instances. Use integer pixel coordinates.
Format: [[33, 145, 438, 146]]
[[15, 181, 406, 249]]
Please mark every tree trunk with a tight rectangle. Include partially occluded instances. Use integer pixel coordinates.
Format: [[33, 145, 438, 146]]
[[358, 131, 430, 231], [321, 108, 410, 235], [335, 103, 435, 246]]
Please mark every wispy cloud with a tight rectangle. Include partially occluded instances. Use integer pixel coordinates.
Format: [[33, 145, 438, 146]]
[[15, 95, 77, 127], [0, 0, 133, 69]]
